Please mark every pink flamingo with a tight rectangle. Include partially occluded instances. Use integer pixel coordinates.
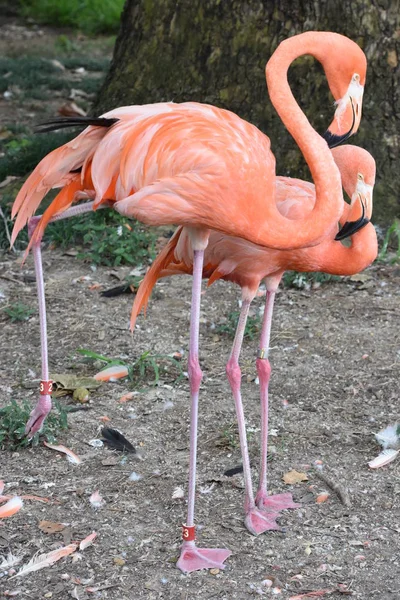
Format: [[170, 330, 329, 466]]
[[11, 33, 368, 572], [128, 144, 377, 541]]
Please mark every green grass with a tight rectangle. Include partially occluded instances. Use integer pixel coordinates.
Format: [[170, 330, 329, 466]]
[[378, 219, 400, 262], [0, 55, 106, 101], [78, 348, 184, 387], [2, 302, 35, 322], [49, 210, 157, 267], [283, 271, 341, 289], [216, 310, 262, 340], [0, 399, 68, 450], [21, 0, 125, 34], [0, 129, 74, 182]]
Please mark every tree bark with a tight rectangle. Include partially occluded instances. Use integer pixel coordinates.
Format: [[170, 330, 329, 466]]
[[94, 0, 400, 225]]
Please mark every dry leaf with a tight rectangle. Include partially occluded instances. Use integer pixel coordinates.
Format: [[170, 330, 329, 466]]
[[172, 486, 185, 500], [39, 520, 66, 534], [58, 101, 86, 117], [283, 470, 309, 485], [51, 373, 101, 396], [0, 175, 18, 188]]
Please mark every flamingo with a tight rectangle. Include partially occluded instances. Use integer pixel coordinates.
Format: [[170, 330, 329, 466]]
[[10, 32, 368, 572], [128, 144, 377, 539]]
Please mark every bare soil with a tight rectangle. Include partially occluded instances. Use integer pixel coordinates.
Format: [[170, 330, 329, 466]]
[[1, 14, 400, 600], [0, 249, 399, 599]]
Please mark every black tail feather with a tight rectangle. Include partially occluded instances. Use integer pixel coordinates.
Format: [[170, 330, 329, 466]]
[[36, 116, 119, 133]]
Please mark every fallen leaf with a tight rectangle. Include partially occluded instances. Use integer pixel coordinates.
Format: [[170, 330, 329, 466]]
[[172, 486, 184, 500], [0, 175, 18, 188], [39, 521, 66, 534], [58, 101, 86, 117], [283, 470, 309, 485], [51, 374, 102, 396]]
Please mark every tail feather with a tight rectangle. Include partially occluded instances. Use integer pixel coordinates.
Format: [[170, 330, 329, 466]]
[[11, 127, 107, 246], [25, 176, 83, 257], [130, 227, 184, 331], [35, 116, 119, 133]]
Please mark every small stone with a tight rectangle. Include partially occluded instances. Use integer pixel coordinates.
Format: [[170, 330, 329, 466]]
[[210, 568, 220, 575], [114, 556, 126, 566]]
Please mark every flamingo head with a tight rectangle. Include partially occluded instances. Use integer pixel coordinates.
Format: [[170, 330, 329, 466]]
[[322, 39, 367, 148], [332, 145, 375, 240]]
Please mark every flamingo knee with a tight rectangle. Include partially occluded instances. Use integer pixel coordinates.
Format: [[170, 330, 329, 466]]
[[188, 355, 203, 395], [256, 357, 272, 387], [226, 358, 242, 390]]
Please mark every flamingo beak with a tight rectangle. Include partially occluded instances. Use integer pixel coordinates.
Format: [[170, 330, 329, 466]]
[[323, 75, 364, 148], [335, 179, 373, 241]]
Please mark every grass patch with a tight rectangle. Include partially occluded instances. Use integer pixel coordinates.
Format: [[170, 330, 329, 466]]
[[378, 219, 400, 262], [2, 302, 35, 322], [0, 130, 74, 182], [216, 310, 262, 340], [48, 209, 157, 267], [21, 0, 125, 34], [78, 348, 184, 387], [0, 399, 68, 450], [283, 271, 341, 289]]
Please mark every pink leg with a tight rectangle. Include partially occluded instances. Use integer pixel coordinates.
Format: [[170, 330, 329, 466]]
[[25, 201, 101, 437], [255, 290, 300, 513], [226, 299, 281, 536], [177, 248, 231, 573]]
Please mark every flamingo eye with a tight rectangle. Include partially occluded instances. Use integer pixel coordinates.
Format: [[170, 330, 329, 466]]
[[352, 73, 360, 83], [357, 173, 364, 181]]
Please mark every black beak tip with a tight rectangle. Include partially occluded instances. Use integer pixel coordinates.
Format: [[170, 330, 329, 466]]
[[323, 129, 352, 149], [335, 217, 370, 241]]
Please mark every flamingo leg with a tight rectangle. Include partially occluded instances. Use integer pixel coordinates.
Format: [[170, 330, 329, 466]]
[[24, 201, 102, 437], [226, 298, 281, 535], [177, 248, 231, 573], [255, 290, 300, 513]]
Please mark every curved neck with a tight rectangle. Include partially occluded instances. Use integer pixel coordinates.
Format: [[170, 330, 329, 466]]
[[259, 33, 344, 248], [297, 222, 378, 275]]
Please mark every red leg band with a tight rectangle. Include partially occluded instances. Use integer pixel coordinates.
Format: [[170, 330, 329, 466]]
[[182, 524, 196, 541], [40, 380, 53, 395]]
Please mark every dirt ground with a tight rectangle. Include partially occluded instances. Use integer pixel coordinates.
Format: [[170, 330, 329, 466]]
[[0, 248, 399, 599], [1, 12, 400, 600]]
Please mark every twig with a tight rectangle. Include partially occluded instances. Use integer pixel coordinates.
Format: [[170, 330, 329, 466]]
[[313, 469, 351, 507], [0, 207, 16, 252]]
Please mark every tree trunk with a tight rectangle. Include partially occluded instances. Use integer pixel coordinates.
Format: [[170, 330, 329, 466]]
[[94, 0, 400, 225]]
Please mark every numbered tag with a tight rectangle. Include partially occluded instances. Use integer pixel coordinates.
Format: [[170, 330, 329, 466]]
[[40, 380, 53, 395], [182, 524, 195, 541]]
